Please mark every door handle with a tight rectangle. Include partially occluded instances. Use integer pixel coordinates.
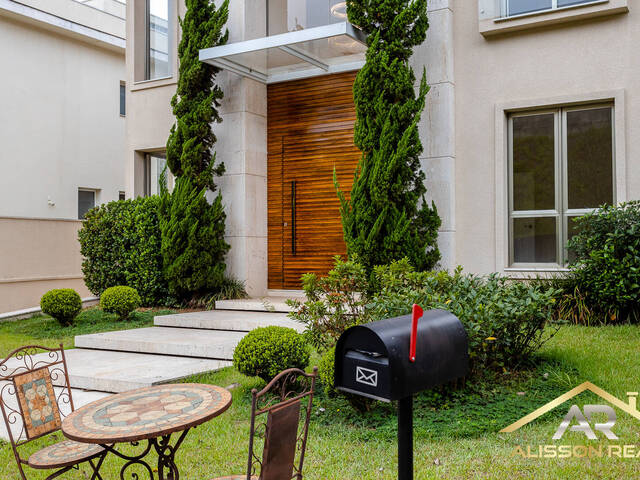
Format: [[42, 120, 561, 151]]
[[291, 180, 296, 255]]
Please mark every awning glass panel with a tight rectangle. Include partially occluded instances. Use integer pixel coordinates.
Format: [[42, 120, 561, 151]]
[[199, 22, 366, 84]]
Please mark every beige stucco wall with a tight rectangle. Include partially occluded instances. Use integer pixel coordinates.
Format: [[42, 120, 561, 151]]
[[453, 2, 636, 275], [0, 3, 126, 220], [0, 218, 90, 313]]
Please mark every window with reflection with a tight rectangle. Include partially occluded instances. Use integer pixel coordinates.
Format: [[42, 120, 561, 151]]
[[268, 0, 346, 35], [507, 0, 596, 16], [509, 105, 614, 266], [146, 0, 171, 80]]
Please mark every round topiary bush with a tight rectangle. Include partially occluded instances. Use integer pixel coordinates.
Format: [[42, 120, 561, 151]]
[[100, 286, 141, 320], [40, 289, 82, 326], [233, 326, 310, 382]]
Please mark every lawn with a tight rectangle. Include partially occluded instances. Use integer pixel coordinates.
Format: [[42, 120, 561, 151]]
[[0, 307, 174, 354], [1, 317, 639, 479]]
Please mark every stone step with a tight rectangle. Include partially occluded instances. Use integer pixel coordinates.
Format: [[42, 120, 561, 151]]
[[215, 296, 304, 313], [74, 327, 246, 360], [154, 310, 303, 332], [0, 348, 230, 393], [61, 348, 230, 392]]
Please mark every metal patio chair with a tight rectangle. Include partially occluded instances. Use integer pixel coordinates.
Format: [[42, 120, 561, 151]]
[[210, 367, 318, 480], [0, 345, 107, 480]]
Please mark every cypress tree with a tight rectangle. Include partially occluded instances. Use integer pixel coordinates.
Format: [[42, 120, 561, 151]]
[[161, 0, 230, 299], [336, 0, 441, 273], [166, 0, 229, 191], [160, 177, 229, 297]]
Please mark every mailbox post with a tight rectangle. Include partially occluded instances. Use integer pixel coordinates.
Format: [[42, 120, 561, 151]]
[[334, 306, 469, 480]]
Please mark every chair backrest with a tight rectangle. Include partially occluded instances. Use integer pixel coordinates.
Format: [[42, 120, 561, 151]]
[[246, 367, 318, 480], [0, 345, 74, 451]]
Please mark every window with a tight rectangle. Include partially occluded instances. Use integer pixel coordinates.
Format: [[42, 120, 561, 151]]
[[119, 82, 126, 116], [144, 153, 173, 196], [78, 189, 96, 219], [509, 105, 614, 267], [267, 0, 346, 35], [506, 0, 599, 16], [145, 0, 171, 80], [119, 191, 126, 201]]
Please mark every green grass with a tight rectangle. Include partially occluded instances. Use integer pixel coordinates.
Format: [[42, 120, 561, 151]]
[[1, 323, 640, 479], [0, 307, 174, 354]]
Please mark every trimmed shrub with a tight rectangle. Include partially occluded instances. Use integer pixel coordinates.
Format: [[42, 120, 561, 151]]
[[100, 286, 141, 321], [41, 289, 82, 326], [318, 347, 336, 395], [567, 201, 640, 323], [79, 197, 170, 306], [233, 326, 310, 382]]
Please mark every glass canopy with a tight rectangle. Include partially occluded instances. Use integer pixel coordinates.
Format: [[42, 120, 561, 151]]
[[199, 22, 367, 84]]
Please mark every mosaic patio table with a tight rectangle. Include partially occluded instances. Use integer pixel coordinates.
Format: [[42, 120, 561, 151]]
[[61, 383, 232, 480]]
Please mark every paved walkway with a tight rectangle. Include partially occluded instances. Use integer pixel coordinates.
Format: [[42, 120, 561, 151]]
[[0, 295, 305, 441]]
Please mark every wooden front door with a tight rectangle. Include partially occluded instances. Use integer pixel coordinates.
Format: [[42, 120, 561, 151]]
[[267, 72, 360, 289]]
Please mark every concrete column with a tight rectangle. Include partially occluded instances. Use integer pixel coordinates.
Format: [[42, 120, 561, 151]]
[[412, 1, 456, 270], [214, 0, 268, 296]]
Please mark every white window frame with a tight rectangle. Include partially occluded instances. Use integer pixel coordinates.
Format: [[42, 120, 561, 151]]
[[502, 0, 607, 18], [78, 188, 98, 220], [507, 104, 615, 269], [144, 0, 173, 81]]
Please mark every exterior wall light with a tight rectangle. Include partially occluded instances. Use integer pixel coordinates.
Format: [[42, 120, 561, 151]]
[[330, 2, 347, 19]]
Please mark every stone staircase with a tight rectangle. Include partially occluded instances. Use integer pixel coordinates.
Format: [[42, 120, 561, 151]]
[[27, 296, 303, 394], [1, 295, 306, 440], [66, 296, 304, 393]]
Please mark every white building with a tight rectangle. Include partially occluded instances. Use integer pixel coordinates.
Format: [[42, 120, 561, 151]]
[[126, 0, 636, 297], [0, 0, 126, 313]]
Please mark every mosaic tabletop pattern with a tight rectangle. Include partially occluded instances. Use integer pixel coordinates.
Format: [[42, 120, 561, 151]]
[[28, 440, 104, 469], [62, 384, 232, 444]]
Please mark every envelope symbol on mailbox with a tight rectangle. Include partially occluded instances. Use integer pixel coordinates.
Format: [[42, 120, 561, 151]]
[[356, 366, 378, 387]]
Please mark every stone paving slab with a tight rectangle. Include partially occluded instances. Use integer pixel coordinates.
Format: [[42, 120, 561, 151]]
[[214, 296, 302, 313], [61, 348, 231, 392], [75, 327, 246, 360], [154, 310, 304, 332], [0, 348, 231, 393]]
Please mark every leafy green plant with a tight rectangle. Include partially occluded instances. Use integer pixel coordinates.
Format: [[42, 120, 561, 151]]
[[40, 289, 82, 326], [319, 346, 336, 395], [567, 201, 640, 323], [371, 262, 560, 371], [287, 256, 372, 353], [79, 197, 170, 306], [100, 286, 141, 321], [233, 326, 310, 382], [159, 177, 229, 299], [167, 0, 229, 190], [336, 0, 441, 275]]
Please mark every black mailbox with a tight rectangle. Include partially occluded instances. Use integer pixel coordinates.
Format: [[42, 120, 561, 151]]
[[335, 308, 469, 401], [334, 307, 469, 480]]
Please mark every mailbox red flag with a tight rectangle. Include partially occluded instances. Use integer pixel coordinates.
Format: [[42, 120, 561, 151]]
[[409, 304, 423, 363]]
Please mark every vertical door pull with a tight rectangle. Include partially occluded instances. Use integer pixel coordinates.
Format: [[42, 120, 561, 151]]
[[291, 180, 296, 255]]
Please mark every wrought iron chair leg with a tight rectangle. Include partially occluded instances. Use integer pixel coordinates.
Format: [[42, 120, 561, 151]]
[[89, 451, 108, 480], [43, 466, 73, 480]]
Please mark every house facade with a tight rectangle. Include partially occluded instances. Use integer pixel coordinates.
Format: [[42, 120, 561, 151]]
[[125, 0, 635, 297], [0, 0, 126, 313]]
